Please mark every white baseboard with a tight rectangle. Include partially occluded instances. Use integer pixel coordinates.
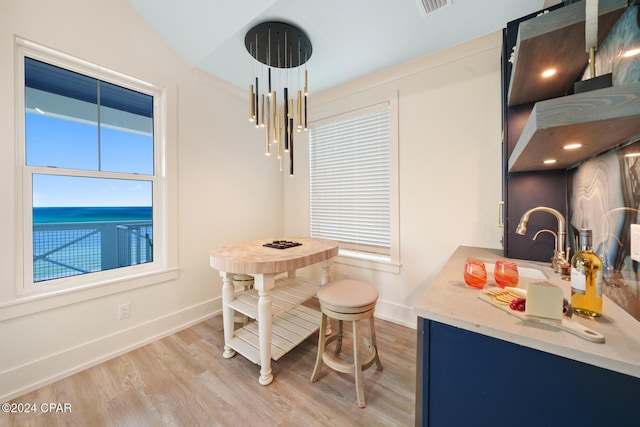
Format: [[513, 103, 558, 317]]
[[374, 298, 417, 330], [0, 298, 222, 402]]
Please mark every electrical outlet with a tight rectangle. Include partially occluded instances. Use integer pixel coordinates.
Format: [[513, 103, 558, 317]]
[[118, 303, 130, 319], [631, 224, 640, 262]]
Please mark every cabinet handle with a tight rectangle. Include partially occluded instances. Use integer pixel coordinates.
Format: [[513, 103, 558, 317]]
[[498, 201, 504, 228]]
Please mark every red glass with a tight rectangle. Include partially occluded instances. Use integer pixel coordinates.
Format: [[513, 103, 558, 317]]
[[464, 259, 487, 289], [494, 260, 519, 288]]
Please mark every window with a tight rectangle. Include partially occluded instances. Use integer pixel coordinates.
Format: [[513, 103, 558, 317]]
[[16, 38, 168, 294], [309, 99, 399, 272]]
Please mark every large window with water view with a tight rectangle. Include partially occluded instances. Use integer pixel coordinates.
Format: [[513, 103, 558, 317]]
[[23, 55, 156, 285]]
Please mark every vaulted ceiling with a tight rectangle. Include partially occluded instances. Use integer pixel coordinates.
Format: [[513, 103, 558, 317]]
[[128, 0, 559, 93]]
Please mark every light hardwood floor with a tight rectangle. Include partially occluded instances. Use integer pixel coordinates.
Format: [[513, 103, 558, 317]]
[[3, 300, 417, 427]]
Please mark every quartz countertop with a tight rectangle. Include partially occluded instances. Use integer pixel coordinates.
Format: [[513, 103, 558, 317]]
[[414, 245, 640, 378]]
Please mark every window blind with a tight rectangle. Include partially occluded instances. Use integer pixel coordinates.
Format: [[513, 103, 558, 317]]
[[309, 107, 391, 256]]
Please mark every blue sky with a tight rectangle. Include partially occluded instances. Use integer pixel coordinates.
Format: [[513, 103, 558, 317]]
[[27, 113, 153, 207]]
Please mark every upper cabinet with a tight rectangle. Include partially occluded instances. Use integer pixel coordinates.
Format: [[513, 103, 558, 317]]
[[507, 0, 640, 173]]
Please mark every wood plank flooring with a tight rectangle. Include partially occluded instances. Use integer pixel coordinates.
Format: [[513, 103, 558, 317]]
[[2, 300, 416, 427]]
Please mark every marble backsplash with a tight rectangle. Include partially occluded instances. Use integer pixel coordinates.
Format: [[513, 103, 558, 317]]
[[569, 142, 640, 321], [569, 5, 640, 321]]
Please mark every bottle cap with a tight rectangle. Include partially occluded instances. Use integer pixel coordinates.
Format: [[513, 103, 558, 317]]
[[579, 229, 592, 246]]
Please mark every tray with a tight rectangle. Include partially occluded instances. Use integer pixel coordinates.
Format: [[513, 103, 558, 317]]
[[263, 240, 302, 249], [479, 293, 605, 343]]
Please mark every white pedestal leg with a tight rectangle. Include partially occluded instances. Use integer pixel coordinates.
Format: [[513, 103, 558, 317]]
[[255, 274, 275, 385], [220, 272, 236, 359]]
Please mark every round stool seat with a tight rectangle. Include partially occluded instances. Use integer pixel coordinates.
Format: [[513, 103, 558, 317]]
[[317, 279, 379, 309], [311, 279, 383, 408]]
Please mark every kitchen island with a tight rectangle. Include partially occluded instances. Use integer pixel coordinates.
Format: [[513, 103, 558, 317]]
[[414, 246, 640, 427], [210, 237, 339, 386]]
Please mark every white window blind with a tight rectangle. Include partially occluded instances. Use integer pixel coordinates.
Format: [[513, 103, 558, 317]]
[[309, 106, 391, 256]]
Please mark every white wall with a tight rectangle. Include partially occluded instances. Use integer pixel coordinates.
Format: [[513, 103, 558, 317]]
[[0, 0, 505, 401], [285, 32, 504, 327], [0, 0, 284, 401]]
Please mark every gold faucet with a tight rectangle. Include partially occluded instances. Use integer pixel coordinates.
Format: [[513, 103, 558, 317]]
[[516, 207, 567, 273]]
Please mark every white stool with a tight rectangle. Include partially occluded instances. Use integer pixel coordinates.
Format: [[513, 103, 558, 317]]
[[310, 279, 383, 408]]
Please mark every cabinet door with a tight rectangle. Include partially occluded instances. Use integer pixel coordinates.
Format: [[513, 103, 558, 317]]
[[417, 318, 638, 427]]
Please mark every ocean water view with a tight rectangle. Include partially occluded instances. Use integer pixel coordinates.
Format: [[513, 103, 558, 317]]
[[32, 206, 153, 282], [33, 206, 152, 223]]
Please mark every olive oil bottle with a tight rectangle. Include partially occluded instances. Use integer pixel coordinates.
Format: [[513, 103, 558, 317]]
[[571, 229, 603, 317]]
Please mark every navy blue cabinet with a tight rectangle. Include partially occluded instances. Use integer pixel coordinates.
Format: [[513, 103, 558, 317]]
[[415, 318, 639, 427], [501, 9, 567, 263]]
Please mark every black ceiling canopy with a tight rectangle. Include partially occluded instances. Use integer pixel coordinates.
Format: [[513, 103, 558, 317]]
[[244, 21, 312, 68]]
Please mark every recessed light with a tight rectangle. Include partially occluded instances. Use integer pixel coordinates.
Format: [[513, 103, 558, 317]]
[[541, 69, 556, 78], [623, 48, 640, 58], [543, 159, 557, 164], [563, 143, 582, 150]]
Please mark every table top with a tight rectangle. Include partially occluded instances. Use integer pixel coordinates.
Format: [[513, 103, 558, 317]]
[[210, 237, 339, 274], [414, 245, 640, 379]]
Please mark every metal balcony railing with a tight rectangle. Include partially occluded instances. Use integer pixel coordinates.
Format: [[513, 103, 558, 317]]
[[33, 220, 153, 282]]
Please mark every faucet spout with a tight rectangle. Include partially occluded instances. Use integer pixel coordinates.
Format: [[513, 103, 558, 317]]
[[516, 206, 567, 272]]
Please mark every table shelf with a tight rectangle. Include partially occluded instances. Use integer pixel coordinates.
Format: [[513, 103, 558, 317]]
[[227, 276, 321, 319], [228, 304, 321, 363], [226, 276, 323, 363]]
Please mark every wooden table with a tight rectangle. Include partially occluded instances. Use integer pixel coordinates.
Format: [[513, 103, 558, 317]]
[[210, 237, 339, 385]]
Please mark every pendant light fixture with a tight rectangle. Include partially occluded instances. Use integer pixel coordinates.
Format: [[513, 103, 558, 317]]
[[245, 21, 312, 175]]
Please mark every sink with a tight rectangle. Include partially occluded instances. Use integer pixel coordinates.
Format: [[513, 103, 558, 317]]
[[483, 261, 548, 280]]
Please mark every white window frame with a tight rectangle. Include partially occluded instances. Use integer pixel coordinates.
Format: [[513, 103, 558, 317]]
[[14, 37, 172, 297], [309, 91, 400, 274]]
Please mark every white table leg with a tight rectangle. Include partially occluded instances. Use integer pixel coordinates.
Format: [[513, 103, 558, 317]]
[[254, 273, 275, 385], [320, 259, 332, 285], [220, 272, 236, 359]]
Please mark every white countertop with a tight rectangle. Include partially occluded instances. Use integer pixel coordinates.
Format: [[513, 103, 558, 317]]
[[415, 245, 640, 379]]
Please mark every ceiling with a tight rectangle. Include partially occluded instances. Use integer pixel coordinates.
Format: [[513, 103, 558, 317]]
[[128, 0, 560, 93]]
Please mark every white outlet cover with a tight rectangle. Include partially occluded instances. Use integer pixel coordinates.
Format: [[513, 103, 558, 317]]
[[118, 303, 130, 319], [631, 224, 640, 262]]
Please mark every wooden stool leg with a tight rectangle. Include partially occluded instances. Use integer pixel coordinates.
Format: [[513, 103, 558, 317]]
[[335, 319, 343, 353], [353, 320, 366, 408], [311, 313, 328, 382], [369, 316, 383, 370]]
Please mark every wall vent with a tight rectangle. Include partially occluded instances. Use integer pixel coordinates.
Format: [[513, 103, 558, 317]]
[[416, 0, 453, 16]]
